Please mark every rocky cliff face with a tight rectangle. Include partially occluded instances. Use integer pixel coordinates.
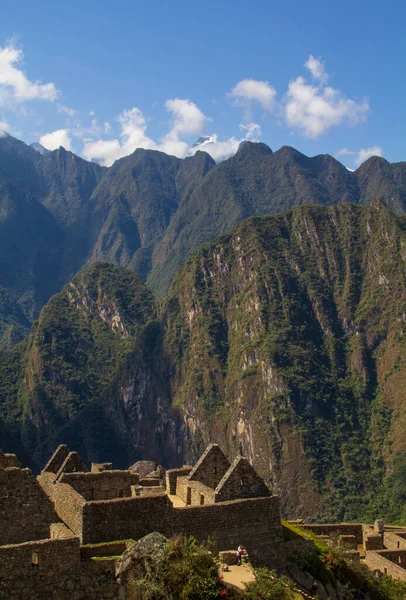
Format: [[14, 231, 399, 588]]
[[0, 263, 185, 468], [1, 202, 406, 522], [163, 199, 406, 519]]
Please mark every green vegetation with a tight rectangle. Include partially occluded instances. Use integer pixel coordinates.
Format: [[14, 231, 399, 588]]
[[243, 569, 295, 599], [1, 200, 406, 523], [125, 536, 236, 600], [164, 200, 406, 522], [0, 262, 158, 466], [283, 522, 406, 600]]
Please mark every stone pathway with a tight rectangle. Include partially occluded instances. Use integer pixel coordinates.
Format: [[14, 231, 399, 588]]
[[221, 564, 255, 590]]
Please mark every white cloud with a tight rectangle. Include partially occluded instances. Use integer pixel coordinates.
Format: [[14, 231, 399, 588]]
[[355, 145, 383, 166], [165, 98, 208, 136], [160, 98, 208, 158], [193, 134, 240, 161], [229, 79, 277, 112], [57, 103, 76, 117], [0, 120, 9, 135], [284, 66, 369, 138], [82, 107, 155, 166], [83, 100, 209, 166], [305, 55, 328, 84], [0, 43, 58, 107], [39, 129, 73, 151], [239, 122, 262, 141], [336, 145, 383, 167]]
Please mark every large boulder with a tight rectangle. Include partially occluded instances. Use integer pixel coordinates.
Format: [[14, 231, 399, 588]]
[[116, 532, 168, 597]]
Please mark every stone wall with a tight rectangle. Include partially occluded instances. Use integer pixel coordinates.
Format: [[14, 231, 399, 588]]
[[38, 472, 85, 538], [188, 444, 230, 489], [0, 450, 21, 469], [60, 470, 138, 500], [0, 537, 120, 600], [81, 493, 285, 570], [0, 537, 80, 599], [91, 463, 113, 472], [55, 452, 88, 479], [0, 468, 55, 545], [215, 457, 270, 502], [365, 551, 406, 582], [363, 525, 384, 551], [384, 531, 406, 550], [301, 523, 363, 544], [166, 466, 192, 494], [375, 549, 406, 567], [172, 496, 286, 570], [42, 444, 70, 474], [82, 494, 173, 544], [176, 475, 216, 505], [80, 540, 132, 558]]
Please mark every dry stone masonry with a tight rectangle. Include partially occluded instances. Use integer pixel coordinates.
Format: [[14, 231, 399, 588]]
[[0, 443, 286, 599], [3, 440, 406, 597]]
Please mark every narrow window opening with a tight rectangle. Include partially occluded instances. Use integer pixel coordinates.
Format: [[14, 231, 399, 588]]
[[200, 494, 205, 505], [32, 552, 39, 566]]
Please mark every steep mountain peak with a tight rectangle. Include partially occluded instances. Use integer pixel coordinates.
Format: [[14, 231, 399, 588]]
[[235, 140, 273, 157], [356, 155, 390, 172], [274, 145, 308, 162]]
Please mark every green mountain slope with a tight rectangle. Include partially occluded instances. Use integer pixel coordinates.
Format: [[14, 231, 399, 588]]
[[1, 202, 405, 523], [0, 263, 182, 467], [163, 199, 406, 520]]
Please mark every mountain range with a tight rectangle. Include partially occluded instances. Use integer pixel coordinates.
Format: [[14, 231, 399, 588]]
[[2, 133, 406, 349], [1, 134, 406, 522]]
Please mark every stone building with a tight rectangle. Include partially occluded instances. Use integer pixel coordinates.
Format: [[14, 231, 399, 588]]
[[0, 443, 286, 598], [166, 443, 270, 506], [36, 443, 285, 569]]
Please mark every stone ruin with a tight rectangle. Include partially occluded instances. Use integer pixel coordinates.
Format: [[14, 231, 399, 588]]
[[0, 444, 286, 599], [296, 520, 406, 583]]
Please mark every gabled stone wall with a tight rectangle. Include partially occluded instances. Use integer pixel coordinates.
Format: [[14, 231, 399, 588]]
[[188, 444, 230, 489], [42, 444, 70, 474], [215, 457, 270, 502]]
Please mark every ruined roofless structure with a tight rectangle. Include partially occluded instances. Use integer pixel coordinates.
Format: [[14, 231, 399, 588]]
[[35, 443, 286, 566], [0, 443, 286, 598]]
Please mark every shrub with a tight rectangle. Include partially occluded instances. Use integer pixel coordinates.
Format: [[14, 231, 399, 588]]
[[243, 568, 295, 600]]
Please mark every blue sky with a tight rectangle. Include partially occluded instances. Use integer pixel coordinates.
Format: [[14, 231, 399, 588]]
[[1, 0, 404, 168]]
